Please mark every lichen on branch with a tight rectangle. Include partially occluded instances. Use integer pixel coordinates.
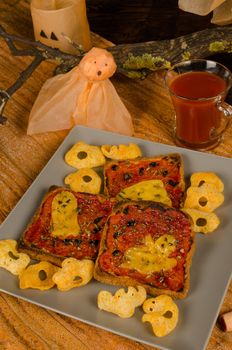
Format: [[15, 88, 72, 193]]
[[209, 41, 232, 54], [123, 53, 171, 78]]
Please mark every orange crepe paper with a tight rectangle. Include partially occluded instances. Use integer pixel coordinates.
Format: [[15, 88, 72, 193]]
[[27, 47, 134, 136]]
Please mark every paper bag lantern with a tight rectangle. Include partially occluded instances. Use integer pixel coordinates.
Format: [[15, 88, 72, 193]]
[[27, 47, 134, 136], [31, 0, 92, 54]]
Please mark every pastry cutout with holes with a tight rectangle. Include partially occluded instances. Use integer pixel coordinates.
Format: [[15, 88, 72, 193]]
[[52, 258, 94, 291], [190, 172, 224, 192], [98, 286, 147, 318], [0, 240, 30, 275], [182, 208, 220, 234], [184, 183, 224, 212], [64, 168, 102, 194], [101, 143, 142, 160], [65, 142, 106, 169], [19, 261, 60, 290], [142, 295, 179, 337]]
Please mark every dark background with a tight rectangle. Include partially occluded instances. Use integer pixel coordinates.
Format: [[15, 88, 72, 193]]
[[86, 0, 215, 44], [86, 0, 231, 70], [86, 0, 232, 102]]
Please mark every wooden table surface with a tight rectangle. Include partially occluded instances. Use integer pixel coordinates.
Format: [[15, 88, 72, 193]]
[[0, 1, 232, 350]]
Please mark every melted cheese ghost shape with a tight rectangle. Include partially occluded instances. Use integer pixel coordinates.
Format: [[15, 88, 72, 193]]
[[117, 180, 172, 206], [120, 234, 177, 274], [51, 191, 80, 238]]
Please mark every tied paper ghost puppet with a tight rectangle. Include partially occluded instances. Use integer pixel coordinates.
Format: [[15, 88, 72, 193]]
[[27, 47, 134, 136]]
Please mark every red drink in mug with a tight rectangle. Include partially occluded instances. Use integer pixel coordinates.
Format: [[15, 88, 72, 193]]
[[165, 60, 232, 150]]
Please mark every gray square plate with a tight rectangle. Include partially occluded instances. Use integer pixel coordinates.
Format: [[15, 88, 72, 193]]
[[0, 126, 231, 350]]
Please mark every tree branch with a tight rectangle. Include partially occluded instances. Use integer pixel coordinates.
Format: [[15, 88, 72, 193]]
[[0, 25, 83, 62], [0, 24, 231, 124], [7, 56, 44, 96]]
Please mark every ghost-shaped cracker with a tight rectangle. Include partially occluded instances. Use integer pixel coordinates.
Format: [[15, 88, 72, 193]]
[[142, 295, 179, 337], [27, 47, 134, 136], [98, 286, 147, 318]]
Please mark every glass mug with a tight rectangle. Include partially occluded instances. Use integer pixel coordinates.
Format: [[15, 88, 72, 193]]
[[165, 59, 232, 150]]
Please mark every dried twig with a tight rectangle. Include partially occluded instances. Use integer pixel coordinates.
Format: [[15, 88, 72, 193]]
[[7, 56, 44, 96], [0, 25, 84, 124], [0, 25, 81, 62], [0, 55, 44, 125]]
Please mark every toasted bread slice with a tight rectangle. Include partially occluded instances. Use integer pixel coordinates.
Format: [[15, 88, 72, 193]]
[[104, 153, 185, 208], [94, 201, 195, 299], [18, 186, 115, 266]]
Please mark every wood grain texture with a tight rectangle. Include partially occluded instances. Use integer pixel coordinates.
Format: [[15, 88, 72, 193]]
[[0, 1, 232, 350]]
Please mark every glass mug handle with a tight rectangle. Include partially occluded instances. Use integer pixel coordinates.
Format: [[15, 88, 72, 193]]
[[210, 101, 232, 139], [217, 101, 232, 117]]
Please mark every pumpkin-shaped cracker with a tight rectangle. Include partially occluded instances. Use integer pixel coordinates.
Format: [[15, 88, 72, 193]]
[[52, 258, 94, 291], [19, 261, 60, 290], [142, 295, 179, 337], [101, 143, 142, 160], [64, 168, 102, 194], [184, 183, 224, 212], [98, 286, 147, 318], [182, 208, 220, 234], [65, 142, 106, 169], [0, 240, 30, 275], [190, 172, 224, 192]]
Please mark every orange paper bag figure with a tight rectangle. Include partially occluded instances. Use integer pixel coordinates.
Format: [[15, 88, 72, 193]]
[[27, 47, 134, 136]]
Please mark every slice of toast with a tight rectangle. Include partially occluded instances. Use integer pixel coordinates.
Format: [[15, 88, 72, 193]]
[[18, 186, 115, 266], [94, 201, 195, 299], [103, 153, 185, 208]]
